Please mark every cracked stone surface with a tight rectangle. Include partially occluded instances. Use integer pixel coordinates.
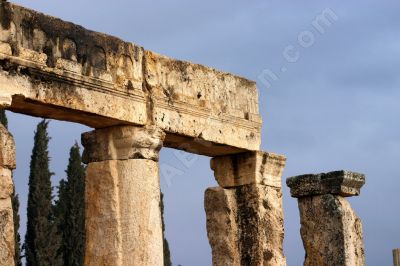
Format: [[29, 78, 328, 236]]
[[287, 170, 366, 266], [0, 1, 261, 156], [205, 185, 286, 266], [0, 124, 15, 266], [82, 125, 165, 163], [205, 151, 286, 266], [298, 195, 365, 266], [211, 151, 286, 188], [287, 170, 365, 198], [83, 126, 164, 266]]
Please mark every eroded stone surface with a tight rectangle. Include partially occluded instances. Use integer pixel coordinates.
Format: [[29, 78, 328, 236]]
[[0, 198, 15, 266], [211, 151, 286, 188], [205, 185, 286, 266], [82, 125, 165, 163], [287, 170, 365, 198], [83, 125, 164, 266], [298, 195, 365, 266], [85, 160, 163, 266], [0, 2, 261, 155], [0, 125, 15, 170], [0, 168, 13, 199], [394, 249, 400, 266], [145, 51, 262, 153], [0, 125, 15, 266]]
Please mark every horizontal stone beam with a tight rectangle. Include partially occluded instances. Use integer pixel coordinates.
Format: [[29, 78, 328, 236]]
[[0, 1, 262, 156], [286, 170, 365, 198]]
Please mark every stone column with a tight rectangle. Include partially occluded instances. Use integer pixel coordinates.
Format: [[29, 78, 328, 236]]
[[394, 249, 400, 266], [82, 125, 165, 266], [287, 170, 366, 266], [205, 151, 286, 266], [0, 124, 16, 266]]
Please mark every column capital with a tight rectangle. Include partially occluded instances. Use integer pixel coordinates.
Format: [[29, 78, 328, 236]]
[[286, 170, 365, 198], [0, 124, 16, 170], [211, 151, 286, 188], [82, 125, 165, 163]]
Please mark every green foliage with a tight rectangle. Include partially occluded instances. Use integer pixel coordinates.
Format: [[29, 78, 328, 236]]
[[24, 120, 58, 266], [54, 143, 86, 266], [12, 190, 22, 266], [160, 192, 172, 266]]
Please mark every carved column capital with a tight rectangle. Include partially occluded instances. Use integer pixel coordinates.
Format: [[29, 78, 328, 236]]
[[286, 170, 365, 198], [206, 150, 287, 266], [82, 125, 165, 163], [287, 170, 366, 266], [211, 151, 286, 188]]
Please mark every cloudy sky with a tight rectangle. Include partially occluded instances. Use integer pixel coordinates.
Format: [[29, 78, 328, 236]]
[[7, 1, 400, 265]]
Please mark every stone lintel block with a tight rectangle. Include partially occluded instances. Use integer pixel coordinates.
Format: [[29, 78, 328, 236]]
[[211, 151, 286, 188], [287, 170, 365, 198], [0, 125, 16, 170], [82, 125, 165, 163]]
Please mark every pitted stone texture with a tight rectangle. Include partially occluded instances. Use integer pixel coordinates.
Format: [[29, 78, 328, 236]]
[[394, 249, 400, 266], [0, 2, 261, 155], [0, 168, 13, 199], [145, 51, 262, 153], [205, 185, 286, 266], [298, 194, 365, 266], [287, 170, 365, 198], [84, 160, 163, 266], [211, 151, 286, 188], [0, 125, 15, 266], [205, 187, 239, 266], [0, 125, 16, 170], [0, 198, 14, 266], [82, 126, 165, 163]]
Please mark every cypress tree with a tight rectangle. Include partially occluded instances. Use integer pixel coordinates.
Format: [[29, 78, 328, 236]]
[[0, 109, 22, 265], [12, 190, 22, 266], [24, 120, 57, 266], [54, 143, 86, 265], [0, 108, 8, 128], [160, 192, 172, 266], [53, 179, 68, 266]]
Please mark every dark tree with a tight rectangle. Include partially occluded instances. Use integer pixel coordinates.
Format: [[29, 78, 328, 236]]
[[0, 109, 8, 128], [0, 109, 22, 265], [12, 190, 22, 266], [160, 192, 172, 266], [24, 120, 57, 266], [53, 179, 68, 266], [54, 143, 86, 266]]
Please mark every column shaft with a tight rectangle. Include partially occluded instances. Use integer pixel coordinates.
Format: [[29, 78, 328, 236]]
[[287, 170, 366, 266], [0, 125, 16, 266], [205, 151, 286, 266], [82, 126, 165, 266]]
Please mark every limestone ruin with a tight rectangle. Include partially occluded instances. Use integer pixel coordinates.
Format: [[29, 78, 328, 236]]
[[0, 2, 367, 265], [287, 171, 366, 266]]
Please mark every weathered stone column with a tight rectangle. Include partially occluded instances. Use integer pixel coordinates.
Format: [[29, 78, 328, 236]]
[[205, 151, 286, 266], [82, 125, 165, 266], [0, 124, 16, 266], [287, 170, 366, 266], [394, 249, 400, 266]]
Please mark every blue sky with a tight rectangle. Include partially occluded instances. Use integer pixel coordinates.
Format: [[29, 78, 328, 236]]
[[7, 1, 400, 265]]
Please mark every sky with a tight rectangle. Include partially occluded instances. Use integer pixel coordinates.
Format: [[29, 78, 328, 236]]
[[6, 1, 400, 265]]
